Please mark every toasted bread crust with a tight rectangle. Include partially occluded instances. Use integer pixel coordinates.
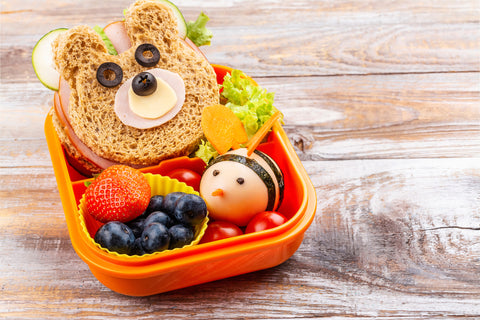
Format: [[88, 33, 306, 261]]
[[52, 0, 219, 167]]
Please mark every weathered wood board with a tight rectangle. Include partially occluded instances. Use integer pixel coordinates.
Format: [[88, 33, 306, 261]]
[[1, 0, 479, 318]]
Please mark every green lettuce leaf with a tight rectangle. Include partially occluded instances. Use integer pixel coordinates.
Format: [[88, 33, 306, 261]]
[[186, 12, 213, 47], [222, 69, 280, 139], [93, 25, 118, 55], [194, 139, 218, 164]]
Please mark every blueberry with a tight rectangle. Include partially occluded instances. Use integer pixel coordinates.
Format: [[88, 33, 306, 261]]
[[136, 209, 150, 220], [94, 221, 135, 255], [140, 222, 170, 254], [173, 193, 207, 226], [144, 211, 174, 228], [162, 192, 185, 215], [169, 224, 194, 249], [126, 217, 146, 238], [130, 238, 146, 256], [146, 195, 164, 214]]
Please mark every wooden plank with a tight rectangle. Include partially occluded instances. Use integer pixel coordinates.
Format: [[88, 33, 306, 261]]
[[1, 0, 479, 79], [259, 72, 480, 159], [303, 158, 480, 293], [3, 0, 479, 31]]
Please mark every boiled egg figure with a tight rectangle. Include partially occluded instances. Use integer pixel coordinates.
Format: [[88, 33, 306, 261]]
[[200, 148, 284, 226]]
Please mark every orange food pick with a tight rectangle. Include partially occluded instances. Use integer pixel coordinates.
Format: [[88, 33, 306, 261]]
[[246, 111, 282, 156], [201, 104, 248, 154]]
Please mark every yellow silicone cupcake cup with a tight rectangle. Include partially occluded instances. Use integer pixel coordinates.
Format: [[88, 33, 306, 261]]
[[77, 173, 209, 258]]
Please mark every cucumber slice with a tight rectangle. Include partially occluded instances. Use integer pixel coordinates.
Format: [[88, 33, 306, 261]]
[[32, 28, 68, 91], [156, 0, 187, 39]]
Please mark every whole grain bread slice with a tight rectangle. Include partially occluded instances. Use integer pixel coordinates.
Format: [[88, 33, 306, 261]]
[[52, 0, 219, 169]]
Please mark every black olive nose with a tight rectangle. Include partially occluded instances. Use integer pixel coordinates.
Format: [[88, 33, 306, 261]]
[[132, 72, 157, 96]]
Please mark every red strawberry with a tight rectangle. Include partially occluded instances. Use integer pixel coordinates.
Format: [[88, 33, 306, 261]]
[[85, 165, 151, 223]]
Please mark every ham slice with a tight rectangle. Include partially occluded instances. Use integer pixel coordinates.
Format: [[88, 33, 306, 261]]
[[53, 89, 132, 171], [103, 21, 132, 54], [53, 91, 69, 133], [58, 77, 71, 123]]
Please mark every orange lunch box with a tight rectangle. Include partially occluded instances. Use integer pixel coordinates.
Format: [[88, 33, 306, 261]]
[[44, 64, 317, 296]]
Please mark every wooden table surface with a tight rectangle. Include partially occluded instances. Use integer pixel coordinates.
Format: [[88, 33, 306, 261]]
[[1, 0, 479, 318]]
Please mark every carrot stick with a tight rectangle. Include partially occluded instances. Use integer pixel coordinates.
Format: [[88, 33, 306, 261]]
[[246, 111, 282, 156], [201, 104, 248, 155]]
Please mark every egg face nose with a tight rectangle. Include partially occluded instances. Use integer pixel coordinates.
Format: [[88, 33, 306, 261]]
[[211, 188, 224, 197], [132, 71, 157, 96]]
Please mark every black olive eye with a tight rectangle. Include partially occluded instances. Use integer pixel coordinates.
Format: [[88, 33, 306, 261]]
[[132, 72, 157, 96], [135, 43, 160, 67], [236, 177, 245, 185], [96, 62, 123, 87], [213, 169, 220, 176]]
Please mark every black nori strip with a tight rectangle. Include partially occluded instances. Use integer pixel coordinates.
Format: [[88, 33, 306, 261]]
[[254, 150, 284, 209]]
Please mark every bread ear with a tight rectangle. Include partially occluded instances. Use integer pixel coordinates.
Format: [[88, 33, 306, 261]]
[[52, 25, 108, 82], [124, 0, 180, 47]]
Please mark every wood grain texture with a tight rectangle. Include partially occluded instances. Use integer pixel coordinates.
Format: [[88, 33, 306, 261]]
[[2, 0, 480, 79], [258, 72, 480, 160], [1, 0, 479, 318]]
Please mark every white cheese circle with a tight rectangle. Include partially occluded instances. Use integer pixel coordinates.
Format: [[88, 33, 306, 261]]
[[128, 77, 178, 119]]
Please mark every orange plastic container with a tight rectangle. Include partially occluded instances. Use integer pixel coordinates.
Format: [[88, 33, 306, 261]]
[[44, 65, 317, 296]]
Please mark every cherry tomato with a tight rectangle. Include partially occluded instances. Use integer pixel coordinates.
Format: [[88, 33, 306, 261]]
[[200, 221, 243, 243], [245, 211, 287, 234], [167, 168, 201, 191]]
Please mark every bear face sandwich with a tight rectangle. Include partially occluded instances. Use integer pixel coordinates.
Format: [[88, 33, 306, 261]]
[[34, 0, 282, 178], [44, 0, 219, 175]]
